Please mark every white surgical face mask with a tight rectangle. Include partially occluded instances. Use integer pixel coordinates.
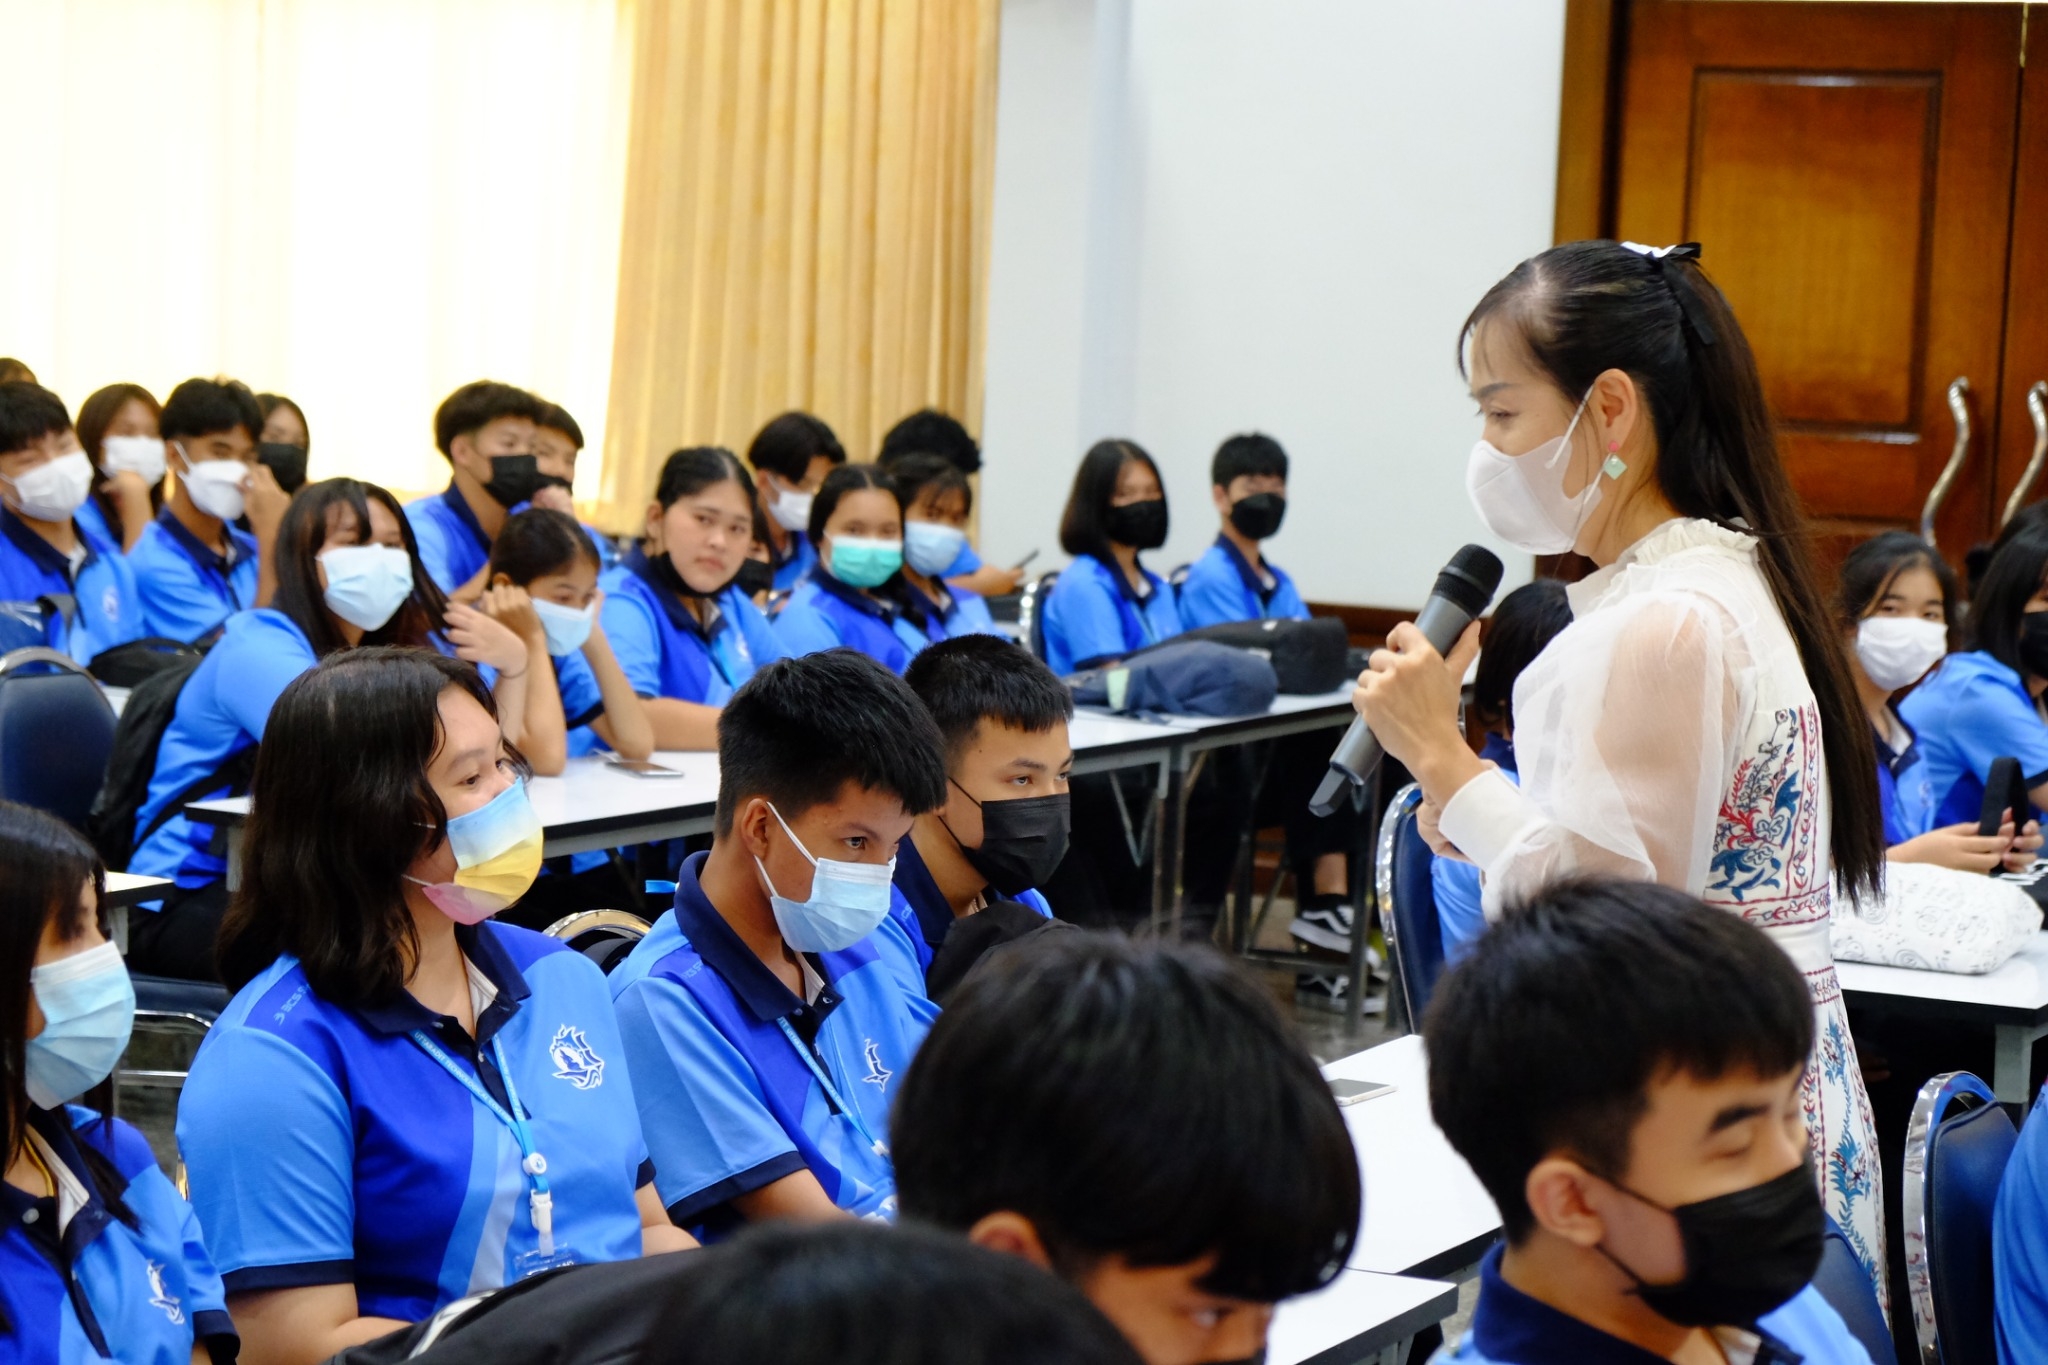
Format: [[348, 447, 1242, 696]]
[[320, 544, 415, 631], [769, 481, 814, 534], [753, 802, 896, 953], [100, 435, 167, 485], [532, 596, 596, 655], [2, 450, 95, 523], [1856, 615, 1948, 692], [176, 443, 250, 522], [1464, 393, 1624, 555], [25, 942, 135, 1109]]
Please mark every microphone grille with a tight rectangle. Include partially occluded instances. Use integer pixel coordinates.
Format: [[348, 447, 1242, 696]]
[[1434, 544, 1506, 617]]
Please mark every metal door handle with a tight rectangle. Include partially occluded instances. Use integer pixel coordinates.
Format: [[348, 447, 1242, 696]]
[[1920, 377, 1973, 548], [2002, 381, 2048, 530]]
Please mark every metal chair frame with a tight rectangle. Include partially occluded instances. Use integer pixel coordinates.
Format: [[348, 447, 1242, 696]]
[[1017, 570, 1061, 662], [1375, 781, 1427, 1028], [1903, 1069, 2002, 1365]]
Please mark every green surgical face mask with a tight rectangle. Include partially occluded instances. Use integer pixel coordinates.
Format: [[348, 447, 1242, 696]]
[[829, 535, 904, 588]]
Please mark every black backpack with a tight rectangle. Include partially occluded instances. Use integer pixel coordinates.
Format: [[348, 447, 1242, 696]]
[[85, 654, 253, 870], [1173, 617, 1351, 694]]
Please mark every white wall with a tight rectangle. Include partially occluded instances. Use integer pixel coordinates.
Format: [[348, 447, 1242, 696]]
[[980, 0, 1568, 608]]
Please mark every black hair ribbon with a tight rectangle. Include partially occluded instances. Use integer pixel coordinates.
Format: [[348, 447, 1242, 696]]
[[1622, 240, 1719, 348]]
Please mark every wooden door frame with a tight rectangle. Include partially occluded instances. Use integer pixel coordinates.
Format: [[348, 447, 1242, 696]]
[[1555, 0, 1629, 244]]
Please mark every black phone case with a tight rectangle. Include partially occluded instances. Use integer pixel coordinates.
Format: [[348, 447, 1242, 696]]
[[1979, 755, 2027, 837]]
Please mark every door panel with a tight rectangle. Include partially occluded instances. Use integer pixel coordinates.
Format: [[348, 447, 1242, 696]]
[[1613, 1, 2021, 558], [1992, 12, 2048, 532]]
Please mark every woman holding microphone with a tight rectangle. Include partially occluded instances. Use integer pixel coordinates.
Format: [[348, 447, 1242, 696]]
[[1351, 240, 1892, 1299]]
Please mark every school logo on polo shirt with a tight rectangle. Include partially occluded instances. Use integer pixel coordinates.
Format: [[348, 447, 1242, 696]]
[[145, 1260, 184, 1324], [549, 1024, 605, 1089], [102, 583, 121, 620], [861, 1039, 891, 1092]]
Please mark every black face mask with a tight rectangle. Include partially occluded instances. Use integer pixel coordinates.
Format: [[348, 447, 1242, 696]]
[[1228, 492, 1286, 541], [1597, 1161, 1824, 1328], [257, 442, 308, 494], [533, 472, 573, 494], [639, 543, 727, 601], [481, 453, 542, 508], [736, 558, 776, 597], [944, 781, 1072, 897], [2020, 612, 2048, 679], [1107, 498, 1168, 551]]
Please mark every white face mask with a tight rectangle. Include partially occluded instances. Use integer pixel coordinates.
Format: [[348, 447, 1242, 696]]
[[319, 544, 415, 630], [2, 450, 96, 523], [1856, 615, 1948, 692], [753, 802, 897, 953], [532, 597, 596, 655], [176, 443, 250, 522], [1464, 393, 1624, 556], [100, 434, 167, 485], [768, 481, 813, 534]]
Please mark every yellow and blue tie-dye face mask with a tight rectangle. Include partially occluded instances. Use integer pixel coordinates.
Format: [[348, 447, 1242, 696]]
[[407, 779, 545, 924]]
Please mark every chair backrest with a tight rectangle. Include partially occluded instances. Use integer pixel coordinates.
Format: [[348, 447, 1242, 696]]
[[543, 909, 652, 974], [1813, 1216, 1894, 1365], [1905, 1070, 2017, 1365], [1376, 782, 1446, 1020], [0, 647, 117, 831], [1019, 569, 1061, 662]]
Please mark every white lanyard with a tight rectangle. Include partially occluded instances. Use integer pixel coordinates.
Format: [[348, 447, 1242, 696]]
[[775, 1016, 887, 1158], [409, 1029, 558, 1255]]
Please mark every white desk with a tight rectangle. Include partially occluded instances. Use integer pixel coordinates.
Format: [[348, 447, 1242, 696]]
[[1269, 1269, 1458, 1365], [102, 871, 174, 954], [1326, 1034, 1502, 1280], [1838, 930, 2048, 1102]]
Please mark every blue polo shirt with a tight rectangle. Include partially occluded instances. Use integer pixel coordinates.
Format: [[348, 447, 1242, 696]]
[[1178, 535, 1309, 627], [1996, 1080, 2048, 1362], [1875, 710, 1938, 847], [405, 482, 495, 596], [769, 531, 818, 595], [550, 647, 609, 758], [1898, 651, 2048, 827], [608, 852, 941, 1236], [774, 572, 936, 674], [1040, 554, 1182, 675], [73, 494, 119, 553], [1443, 1245, 1873, 1365], [0, 1106, 234, 1365], [0, 509, 143, 664], [891, 836, 1051, 975], [128, 609, 317, 891], [176, 922, 651, 1324], [130, 507, 258, 643], [906, 580, 1001, 644], [600, 548, 783, 706]]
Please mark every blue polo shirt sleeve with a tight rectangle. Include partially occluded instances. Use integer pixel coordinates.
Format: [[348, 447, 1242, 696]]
[[1998, 1085, 2048, 1362], [945, 542, 984, 577], [1177, 544, 1251, 628], [68, 547, 145, 662], [177, 1027, 358, 1290], [773, 584, 849, 659], [610, 974, 809, 1223], [405, 494, 471, 596], [599, 574, 665, 698], [553, 647, 606, 730], [1042, 562, 1128, 674], [224, 621, 325, 740], [130, 524, 242, 642], [1943, 673, 2048, 787]]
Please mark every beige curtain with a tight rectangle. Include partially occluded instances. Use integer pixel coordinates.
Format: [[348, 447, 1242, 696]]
[[597, 0, 1000, 532]]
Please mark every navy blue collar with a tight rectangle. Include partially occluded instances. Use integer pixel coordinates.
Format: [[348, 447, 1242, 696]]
[[0, 506, 94, 583], [893, 836, 956, 951], [767, 526, 808, 572], [439, 480, 493, 555], [350, 922, 530, 1049], [1213, 533, 1278, 606], [1873, 704, 1922, 779], [155, 505, 249, 580], [625, 544, 725, 642], [1469, 1245, 1805, 1365], [0, 1109, 122, 1352], [671, 851, 844, 1029], [813, 566, 901, 623], [1092, 553, 1156, 608]]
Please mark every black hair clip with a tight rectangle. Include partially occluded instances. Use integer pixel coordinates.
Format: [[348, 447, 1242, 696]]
[[1620, 240, 1719, 347]]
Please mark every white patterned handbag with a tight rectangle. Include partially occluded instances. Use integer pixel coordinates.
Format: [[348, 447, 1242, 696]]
[[1831, 861, 2042, 974]]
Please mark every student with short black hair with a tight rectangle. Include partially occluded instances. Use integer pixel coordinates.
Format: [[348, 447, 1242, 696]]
[[133, 376, 290, 642], [774, 463, 954, 673], [1425, 880, 1874, 1364], [1178, 433, 1307, 627], [637, 1222, 1144, 1365], [893, 933, 1359, 1365], [255, 391, 311, 493], [879, 407, 1028, 599], [74, 381, 164, 551], [404, 380, 547, 599], [745, 411, 846, 593], [610, 650, 948, 1234], [888, 452, 1002, 642], [896, 636, 1072, 999], [0, 381, 145, 661], [1041, 439, 1182, 675]]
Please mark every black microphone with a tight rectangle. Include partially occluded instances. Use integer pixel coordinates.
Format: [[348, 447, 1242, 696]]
[[1309, 544, 1505, 817]]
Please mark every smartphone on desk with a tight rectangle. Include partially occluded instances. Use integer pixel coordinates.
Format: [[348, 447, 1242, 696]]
[[1329, 1078, 1395, 1106], [606, 757, 686, 779]]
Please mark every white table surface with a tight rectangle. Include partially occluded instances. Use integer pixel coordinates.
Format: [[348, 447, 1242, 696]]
[[104, 870, 173, 907], [1836, 930, 2048, 1014], [1269, 1269, 1458, 1365], [1327, 1034, 1501, 1279]]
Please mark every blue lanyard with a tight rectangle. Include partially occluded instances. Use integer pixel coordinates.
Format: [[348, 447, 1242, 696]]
[[410, 1028, 559, 1254], [775, 1016, 887, 1158]]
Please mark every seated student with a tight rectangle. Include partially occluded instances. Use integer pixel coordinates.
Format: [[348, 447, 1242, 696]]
[[179, 649, 692, 1365], [774, 464, 943, 673], [127, 478, 527, 981], [1900, 509, 2048, 828], [600, 446, 786, 751], [529, 399, 618, 566], [890, 452, 1001, 641], [1425, 880, 1874, 1365], [1432, 578, 1572, 963], [1040, 439, 1181, 675], [255, 391, 310, 493], [131, 377, 291, 643], [0, 381, 144, 662], [74, 381, 164, 551], [0, 800, 237, 1365], [896, 635, 1071, 998], [0, 359, 33, 385], [609, 650, 947, 1235], [639, 1222, 1143, 1365], [877, 407, 1022, 600], [1177, 432, 1308, 627], [745, 411, 846, 593], [405, 380, 546, 600], [892, 934, 1360, 1365]]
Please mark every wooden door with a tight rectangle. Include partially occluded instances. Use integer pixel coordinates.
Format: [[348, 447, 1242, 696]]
[[1607, 2, 2023, 561], [1992, 13, 2048, 533]]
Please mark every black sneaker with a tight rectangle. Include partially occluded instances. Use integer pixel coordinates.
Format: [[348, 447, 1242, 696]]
[[1293, 969, 1386, 1016], [1290, 902, 1355, 953]]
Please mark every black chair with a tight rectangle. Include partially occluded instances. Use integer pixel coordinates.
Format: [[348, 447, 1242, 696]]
[[544, 909, 652, 974], [0, 646, 116, 830], [1018, 569, 1061, 663], [1812, 1216, 1893, 1365], [1374, 782, 1446, 1022], [1904, 1070, 2017, 1365]]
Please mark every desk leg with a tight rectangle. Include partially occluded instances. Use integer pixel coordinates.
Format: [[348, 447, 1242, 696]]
[[1152, 748, 1190, 934], [1994, 1023, 2048, 1105], [226, 826, 244, 893], [109, 905, 128, 956]]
